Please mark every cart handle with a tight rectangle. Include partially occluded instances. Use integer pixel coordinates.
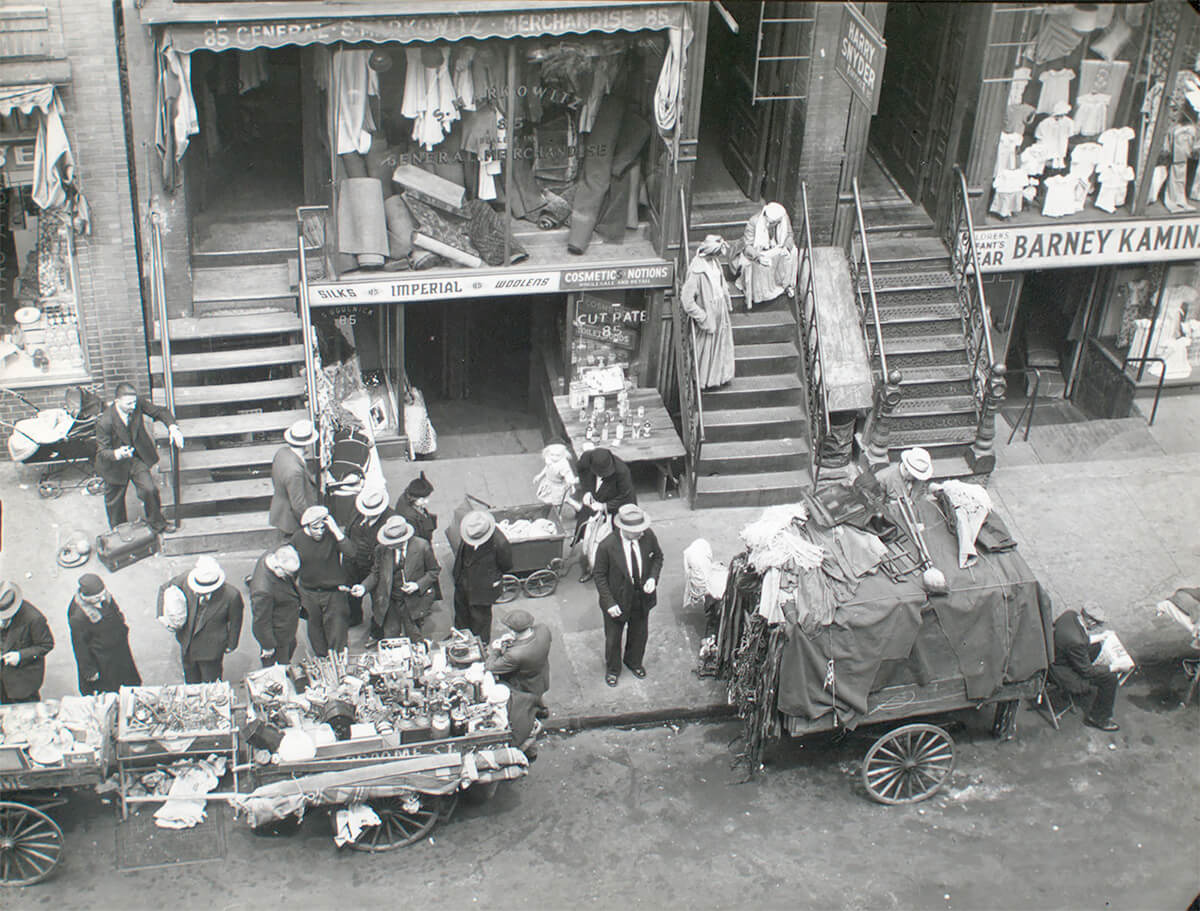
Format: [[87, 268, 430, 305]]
[[465, 493, 495, 510], [0, 386, 40, 412]]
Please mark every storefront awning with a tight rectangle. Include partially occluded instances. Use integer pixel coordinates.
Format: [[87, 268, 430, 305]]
[[0, 84, 55, 117], [148, 1, 688, 54]]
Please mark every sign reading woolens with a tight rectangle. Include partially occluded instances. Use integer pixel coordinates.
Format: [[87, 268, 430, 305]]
[[973, 218, 1200, 272], [307, 262, 672, 306]]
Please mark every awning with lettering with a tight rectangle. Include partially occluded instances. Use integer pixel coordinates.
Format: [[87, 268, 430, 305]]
[[150, 2, 688, 54]]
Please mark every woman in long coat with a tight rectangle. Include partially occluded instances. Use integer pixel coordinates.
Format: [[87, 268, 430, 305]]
[[680, 234, 736, 389], [67, 573, 141, 695], [735, 201, 797, 309]]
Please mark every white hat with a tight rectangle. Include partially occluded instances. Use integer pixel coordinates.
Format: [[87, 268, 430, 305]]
[[300, 505, 330, 527], [355, 488, 389, 518], [285, 419, 319, 447], [460, 510, 495, 546], [614, 504, 651, 533], [901, 448, 934, 481], [188, 556, 226, 595]]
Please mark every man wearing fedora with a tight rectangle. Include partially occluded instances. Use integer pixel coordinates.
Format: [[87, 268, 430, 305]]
[[486, 608, 552, 716], [68, 573, 141, 694], [95, 381, 185, 534], [248, 544, 302, 666], [269, 418, 319, 536], [158, 556, 244, 683], [453, 510, 513, 643], [875, 446, 934, 504], [0, 580, 54, 703], [593, 504, 663, 687], [292, 505, 363, 657], [362, 516, 441, 643], [345, 487, 394, 630]]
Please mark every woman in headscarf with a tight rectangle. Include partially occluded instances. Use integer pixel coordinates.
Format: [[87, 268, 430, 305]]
[[67, 573, 141, 695], [680, 234, 736, 389], [735, 201, 797, 310]]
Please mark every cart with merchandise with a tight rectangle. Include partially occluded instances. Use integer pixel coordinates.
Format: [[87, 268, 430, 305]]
[[713, 489, 1053, 805], [232, 634, 530, 852], [0, 694, 117, 886], [447, 493, 569, 602]]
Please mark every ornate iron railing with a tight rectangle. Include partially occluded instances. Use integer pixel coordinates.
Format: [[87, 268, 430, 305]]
[[793, 182, 830, 482], [147, 210, 180, 522], [848, 177, 890, 384], [296, 205, 329, 425], [672, 186, 704, 507]]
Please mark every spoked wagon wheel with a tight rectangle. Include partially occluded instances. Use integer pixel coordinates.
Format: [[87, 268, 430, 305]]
[[523, 569, 559, 598], [347, 794, 443, 853], [861, 723, 955, 805], [36, 480, 61, 499], [0, 801, 65, 886], [495, 574, 522, 604]]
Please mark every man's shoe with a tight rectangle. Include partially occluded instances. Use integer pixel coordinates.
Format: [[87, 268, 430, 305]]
[[579, 569, 593, 583], [1084, 716, 1120, 732], [624, 663, 647, 678], [605, 673, 619, 687]]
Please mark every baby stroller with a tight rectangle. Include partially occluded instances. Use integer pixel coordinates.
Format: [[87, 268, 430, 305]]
[[0, 385, 105, 498]]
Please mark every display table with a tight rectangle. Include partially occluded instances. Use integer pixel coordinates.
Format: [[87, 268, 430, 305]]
[[552, 388, 686, 498]]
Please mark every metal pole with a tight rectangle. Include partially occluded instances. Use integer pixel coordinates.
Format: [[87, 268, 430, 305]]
[[504, 42, 516, 270]]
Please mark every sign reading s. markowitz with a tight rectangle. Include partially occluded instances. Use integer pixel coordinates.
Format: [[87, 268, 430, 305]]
[[307, 262, 673, 306], [973, 218, 1200, 272], [835, 4, 886, 115]]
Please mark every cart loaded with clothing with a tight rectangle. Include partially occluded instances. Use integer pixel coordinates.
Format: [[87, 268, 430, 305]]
[[712, 480, 1053, 804]]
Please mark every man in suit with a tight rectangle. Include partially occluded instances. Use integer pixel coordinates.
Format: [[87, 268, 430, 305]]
[[574, 447, 637, 583], [248, 544, 302, 666], [486, 608, 552, 715], [345, 487, 393, 631], [593, 504, 663, 687], [1050, 602, 1120, 732], [95, 381, 184, 534], [158, 556, 244, 683], [362, 516, 441, 643], [453, 510, 512, 643], [269, 419, 318, 536], [0, 580, 54, 703]]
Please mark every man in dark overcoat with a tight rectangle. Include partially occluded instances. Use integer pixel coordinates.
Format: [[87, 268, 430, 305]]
[[248, 545, 302, 666], [362, 516, 441, 642], [1050, 603, 1121, 732], [67, 573, 140, 694], [452, 510, 512, 643], [593, 504, 663, 687], [269, 419, 318, 536], [574, 447, 637, 582], [0, 581, 54, 703]]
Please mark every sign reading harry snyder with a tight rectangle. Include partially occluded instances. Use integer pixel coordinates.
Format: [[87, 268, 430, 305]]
[[307, 263, 672, 306], [835, 4, 886, 114], [973, 218, 1200, 272]]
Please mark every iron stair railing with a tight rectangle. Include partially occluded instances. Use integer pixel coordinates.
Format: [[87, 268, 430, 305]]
[[793, 182, 831, 483], [672, 186, 705, 507], [147, 210, 181, 524], [849, 178, 892, 390], [296, 206, 328, 427]]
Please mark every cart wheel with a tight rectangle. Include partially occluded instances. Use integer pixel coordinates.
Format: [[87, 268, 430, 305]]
[[523, 569, 559, 599], [861, 723, 955, 805], [347, 794, 441, 853], [548, 557, 566, 578], [0, 801, 64, 886], [84, 476, 105, 496], [36, 480, 61, 500], [495, 574, 522, 604]]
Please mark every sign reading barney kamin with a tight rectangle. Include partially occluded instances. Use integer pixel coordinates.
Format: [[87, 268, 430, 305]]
[[973, 217, 1200, 271], [835, 4, 886, 114]]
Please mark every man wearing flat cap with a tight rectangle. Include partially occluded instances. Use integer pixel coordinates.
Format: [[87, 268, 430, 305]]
[[158, 556, 244, 683], [486, 609, 552, 715], [269, 419, 318, 536], [1050, 602, 1121, 732], [453, 510, 512, 643], [345, 487, 394, 630], [0, 580, 54, 703], [248, 545, 302, 666], [593, 504, 663, 687], [292, 505, 363, 656], [362, 516, 441, 643], [68, 573, 140, 694], [394, 472, 438, 543], [875, 446, 934, 504]]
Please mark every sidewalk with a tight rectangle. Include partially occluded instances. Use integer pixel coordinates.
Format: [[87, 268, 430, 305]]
[[2, 398, 1197, 725]]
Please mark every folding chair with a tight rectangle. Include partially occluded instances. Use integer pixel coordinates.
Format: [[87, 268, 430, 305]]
[[1035, 675, 1076, 730]]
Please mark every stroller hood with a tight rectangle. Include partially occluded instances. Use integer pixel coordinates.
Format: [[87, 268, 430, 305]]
[[7, 408, 74, 461]]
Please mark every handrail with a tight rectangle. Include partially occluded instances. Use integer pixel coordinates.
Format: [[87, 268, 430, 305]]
[[679, 186, 704, 440], [673, 185, 704, 506], [1003, 366, 1041, 444], [147, 210, 180, 523], [849, 177, 890, 384], [952, 166, 995, 370], [296, 205, 326, 425], [1121, 357, 1167, 426], [947, 166, 998, 416], [795, 182, 831, 482]]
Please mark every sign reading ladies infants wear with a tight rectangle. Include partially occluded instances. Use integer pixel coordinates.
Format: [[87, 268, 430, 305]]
[[973, 218, 1200, 272], [835, 4, 886, 115]]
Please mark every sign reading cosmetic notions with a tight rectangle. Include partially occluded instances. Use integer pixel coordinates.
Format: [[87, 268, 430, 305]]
[[972, 218, 1200, 272]]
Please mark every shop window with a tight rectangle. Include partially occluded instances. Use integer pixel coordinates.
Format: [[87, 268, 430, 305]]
[[1095, 260, 1200, 382]]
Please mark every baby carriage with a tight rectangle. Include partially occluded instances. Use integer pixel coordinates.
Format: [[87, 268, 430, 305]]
[[0, 385, 105, 498]]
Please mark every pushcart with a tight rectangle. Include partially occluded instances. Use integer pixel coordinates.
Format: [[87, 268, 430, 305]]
[[0, 385, 105, 499], [447, 494, 569, 602]]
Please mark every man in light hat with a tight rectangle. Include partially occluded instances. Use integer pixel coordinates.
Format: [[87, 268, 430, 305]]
[[248, 544, 302, 666], [875, 446, 934, 504], [486, 608, 552, 715], [453, 510, 512, 642], [269, 419, 319, 536], [593, 504, 663, 687], [68, 573, 140, 694], [345, 487, 394, 630], [362, 516, 440, 643], [394, 471, 438, 543], [292, 505, 362, 657], [158, 556, 244, 683], [0, 580, 53, 703], [1049, 602, 1121, 732]]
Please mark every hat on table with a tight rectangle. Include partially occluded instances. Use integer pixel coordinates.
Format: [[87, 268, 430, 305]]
[[188, 556, 226, 595], [356, 488, 389, 518], [300, 505, 330, 527], [0, 581, 22, 618], [405, 471, 434, 498], [285, 419, 319, 447], [614, 504, 651, 533], [900, 447, 934, 481], [460, 510, 495, 547], [503, 609, 534, 633], [377, 516, 415, 547], [77, 573, 107, 601]]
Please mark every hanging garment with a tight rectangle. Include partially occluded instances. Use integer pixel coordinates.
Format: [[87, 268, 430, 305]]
[[1034, 114, 1078, 168], [995, 131, 1024, 176], [1008, 66, 1032, 106], [990, 169, 1029, 218], [1078, 59, 1130, 131], [1032, 16, 1082, 64], [401, 46, 460, 151], [32, 95, 75, 210], [1117, 279, 1151, 346], [680, 249, 736, 389], [1098, 125, 1135, 168], [1069, 142, 1105, 179], [337, 178, 389, 267], [1073, 93, 1111, 136], [452, 44, 477, 111], [1095, 163, 1135, 213], [1091, 16, 1133, 61], [1004, 102, 1037, 135], [1019, 141, 1052, 175], [1036, 68, 1075, 114], [1164, 124, 1197, 214], [655, 24, 690, 135], [154, 40, 199, 190], [332, 49, 378, 156], [1042, 174, 1089, 217], [238, 49, 270, 94]]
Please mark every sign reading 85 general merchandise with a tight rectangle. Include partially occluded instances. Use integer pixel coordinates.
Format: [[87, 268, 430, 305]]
[[972, 217, 1200, 272], [835, 4, 886, 115]]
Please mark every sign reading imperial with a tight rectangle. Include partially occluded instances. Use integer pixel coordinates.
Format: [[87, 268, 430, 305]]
[[973, 217, 1200, 272]]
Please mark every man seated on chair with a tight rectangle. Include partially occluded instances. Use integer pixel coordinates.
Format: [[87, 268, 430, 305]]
[[1049, 602, 1120, 732]]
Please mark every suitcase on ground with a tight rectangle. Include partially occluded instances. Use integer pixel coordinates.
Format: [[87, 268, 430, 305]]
[[96, 519, 159, 571]]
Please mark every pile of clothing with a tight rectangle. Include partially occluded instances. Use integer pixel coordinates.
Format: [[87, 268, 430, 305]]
[[497, 517, 560, 542]]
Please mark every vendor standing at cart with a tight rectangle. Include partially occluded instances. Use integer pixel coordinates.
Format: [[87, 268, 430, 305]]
[[68, 573, 140, 694], [158, 556, 243, 683], [292, 505, 363, 657], [344, 488, 394, 631], [573, 447, 637, 583], [363, 516, 440, 643], [0, 580, 53, 703], [248, 544, 302, 666], [453, 510, 512, 643], [486, 608, 552, 717]]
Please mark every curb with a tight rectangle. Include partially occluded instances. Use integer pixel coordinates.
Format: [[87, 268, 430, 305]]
[[543, 702, 736, 734]]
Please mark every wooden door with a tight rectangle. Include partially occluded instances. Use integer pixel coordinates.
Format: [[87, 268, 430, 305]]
[[718, 1, 771, 200]]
